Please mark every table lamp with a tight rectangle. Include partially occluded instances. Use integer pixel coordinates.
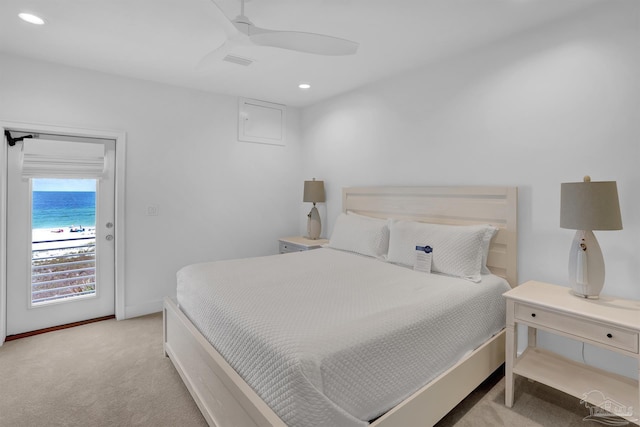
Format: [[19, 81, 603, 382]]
[[303, 178, 325, 240], [560, 176, 622, 298]]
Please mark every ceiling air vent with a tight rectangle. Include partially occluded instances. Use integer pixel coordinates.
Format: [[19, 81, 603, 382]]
[[223, 54, 253, 66]]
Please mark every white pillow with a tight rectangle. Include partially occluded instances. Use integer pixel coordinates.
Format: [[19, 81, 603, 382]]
[[387, 220, 493, 282], [481, 225, 498, 274], [328, 213, 390, 258]]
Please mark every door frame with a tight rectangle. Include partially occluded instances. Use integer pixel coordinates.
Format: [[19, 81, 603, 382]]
[[0, 121, 126, 345]]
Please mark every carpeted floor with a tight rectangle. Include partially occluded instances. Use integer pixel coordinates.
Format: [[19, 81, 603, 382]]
[[435, 367, 592, 427], [0, 313, 208, 427], [0, 313, 600, 426]]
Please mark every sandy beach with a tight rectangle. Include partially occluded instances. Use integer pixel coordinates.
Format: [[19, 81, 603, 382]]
[[32, 227, 96, 252], [33, 226, 96, 241]]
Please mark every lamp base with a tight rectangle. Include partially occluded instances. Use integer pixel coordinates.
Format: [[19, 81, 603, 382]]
[[307, 206, 321, 240], [568, 230, 605, 299]]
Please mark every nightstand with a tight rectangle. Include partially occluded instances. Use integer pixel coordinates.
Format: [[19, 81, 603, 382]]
[[278, 236, 328, 254], [504, 281, 639, 424]]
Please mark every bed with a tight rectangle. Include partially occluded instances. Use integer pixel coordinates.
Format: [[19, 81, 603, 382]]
[[164, 186, 518, 427]]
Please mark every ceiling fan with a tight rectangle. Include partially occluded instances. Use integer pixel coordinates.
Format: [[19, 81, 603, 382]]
[[201, 0, 359, 66]]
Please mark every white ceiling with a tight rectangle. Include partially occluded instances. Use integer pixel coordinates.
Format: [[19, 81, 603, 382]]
[[0, 0, 602, 107]]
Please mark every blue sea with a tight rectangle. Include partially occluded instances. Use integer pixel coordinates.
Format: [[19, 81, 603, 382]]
[[32, 191, 96, 229]]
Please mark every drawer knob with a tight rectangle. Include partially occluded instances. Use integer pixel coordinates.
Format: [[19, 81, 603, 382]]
[[607, 333, 613, 339], [531, 313, 536, 318]]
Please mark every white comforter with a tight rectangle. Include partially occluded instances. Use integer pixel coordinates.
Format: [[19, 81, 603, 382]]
[[177, 248, 509, 427]]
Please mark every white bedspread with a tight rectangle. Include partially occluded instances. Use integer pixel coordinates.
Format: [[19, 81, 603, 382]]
[[177, 248, 509, 427]]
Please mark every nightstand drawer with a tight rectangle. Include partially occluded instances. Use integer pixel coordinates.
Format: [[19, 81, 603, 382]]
[[515, 303, 639, 353]]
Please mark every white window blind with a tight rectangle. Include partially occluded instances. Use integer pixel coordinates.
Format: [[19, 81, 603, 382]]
[[21, 139, 106, 179]]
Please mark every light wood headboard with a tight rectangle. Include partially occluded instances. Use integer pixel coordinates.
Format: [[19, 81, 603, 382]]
[[342, 186, 518, 287]]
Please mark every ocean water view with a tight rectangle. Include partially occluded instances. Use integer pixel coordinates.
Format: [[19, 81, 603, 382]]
[[32, 191, 96, 230], [29, 181, 98, 305]]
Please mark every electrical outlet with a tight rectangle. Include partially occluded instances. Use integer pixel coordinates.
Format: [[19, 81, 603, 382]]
[[146, 204, 159, 216]]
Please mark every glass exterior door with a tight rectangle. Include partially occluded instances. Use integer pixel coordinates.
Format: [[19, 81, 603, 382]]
[[6, 140, 115, 335]]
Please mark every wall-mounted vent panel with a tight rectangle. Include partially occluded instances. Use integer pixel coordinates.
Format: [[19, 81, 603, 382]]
[[238, 98, 286, 146]]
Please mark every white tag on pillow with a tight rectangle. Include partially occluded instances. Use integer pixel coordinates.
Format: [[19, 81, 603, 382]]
[[414, 245, 433, 273]]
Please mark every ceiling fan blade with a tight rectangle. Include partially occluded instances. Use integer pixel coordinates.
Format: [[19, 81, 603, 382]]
[[207, 0, 241, 38], [203, 0, 359, 64], [248, 28, 359, 56]]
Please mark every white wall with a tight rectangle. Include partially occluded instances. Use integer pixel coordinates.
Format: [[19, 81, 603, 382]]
[[0, 53, 303, 317], [301, 1, 639, 377]]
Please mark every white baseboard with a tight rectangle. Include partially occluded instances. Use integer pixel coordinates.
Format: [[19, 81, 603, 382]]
[[124, 299, 163, 319]]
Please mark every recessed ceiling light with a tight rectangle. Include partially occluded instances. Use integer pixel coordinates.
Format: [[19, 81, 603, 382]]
[[298, 83, 311, 90], [18, 13, 45, 25]]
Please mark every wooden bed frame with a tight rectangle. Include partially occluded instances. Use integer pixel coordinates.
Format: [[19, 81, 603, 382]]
[[164, 186, 518, 427]]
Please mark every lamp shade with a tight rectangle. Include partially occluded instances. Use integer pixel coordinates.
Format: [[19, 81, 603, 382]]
[[303, 179, 325, 203], [560, 178, 622, 231]]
